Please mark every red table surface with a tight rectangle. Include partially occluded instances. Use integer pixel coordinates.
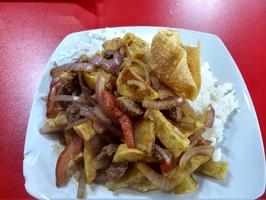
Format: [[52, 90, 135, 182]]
[[0, 0, 265, 199]]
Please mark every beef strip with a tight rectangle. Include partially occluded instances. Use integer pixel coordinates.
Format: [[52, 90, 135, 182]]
[[96, 144, 118, 160], [93, 144, 118, 170], [106, 162, 128, 181]]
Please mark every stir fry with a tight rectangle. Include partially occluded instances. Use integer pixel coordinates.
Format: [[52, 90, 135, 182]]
[[40, 29, 228, 198]]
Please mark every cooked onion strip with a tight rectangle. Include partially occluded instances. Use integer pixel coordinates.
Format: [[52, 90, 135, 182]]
[[203, 105, 215, 128], [130, 58, 150, 85], [150, 73, 160, 91], [179, 146, 214, 168], [158, 89, 175, 100], [127, 80, 146, 91], [39, 126, 64, 134], [136, 163, 177, 192], [52, 95, 88, 104], [78, 72, 97, 106], [91, 51, 123, 74], [65, 118, 88, 130], [181, 101, 201, 120], [142, 97, 184, 110], [188, 127, 206, 147], [93, 105, 112, 125], [51, 63, 94, 78], [95, 73, 116, 121], [176, 121, 196, 131], [79, 106, 121, 137], [77, 168, 86, 199], [199, 138, 212, 146], [154, 145, 172, 165]]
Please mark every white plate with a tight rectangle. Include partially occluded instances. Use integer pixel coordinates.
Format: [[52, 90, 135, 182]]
[[23, 27, 266, 199]]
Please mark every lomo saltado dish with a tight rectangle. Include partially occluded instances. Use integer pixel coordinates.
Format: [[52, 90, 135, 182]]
[[40, 29, 228, 198]]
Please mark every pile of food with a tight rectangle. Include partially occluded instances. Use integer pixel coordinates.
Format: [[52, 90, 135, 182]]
[[40, 29, 231, 198]]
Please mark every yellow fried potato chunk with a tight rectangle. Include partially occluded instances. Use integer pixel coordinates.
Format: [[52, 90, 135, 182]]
[[73, 119, 96, 142], [129, 178, 158, 192], [145, 109, 190, 157], [165, 155, 210, 186], [173, 176, 198, 194], [102, 37, 123, 51], [197, 159, 228, 179], [123, 33, 149, 59], [106, 164, 144, 190], [113, 144, 145, 162], [83, 70, 111, 89], [134, 118, 155, 154], [116, 65, 158, 102], [45, 111, 67, 128]]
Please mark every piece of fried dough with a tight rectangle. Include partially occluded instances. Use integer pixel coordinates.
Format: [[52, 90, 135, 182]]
[[151, 29, 198, 100], [181, 42, 201, 97]]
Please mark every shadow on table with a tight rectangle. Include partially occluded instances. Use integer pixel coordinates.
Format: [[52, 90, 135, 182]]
[[0, 0, 103, 15]]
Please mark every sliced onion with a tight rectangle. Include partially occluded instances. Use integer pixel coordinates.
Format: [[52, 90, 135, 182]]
[[66, 160, 79, 179], [39, 125, 64, 134], [93, 158, 110, 170], [90, 55, 103, 66], [136, 163, 177, 192], [51, 62, 94, 78], [77, 168, 86, 199], [203, 105, 215, 128], [95, 73, 109, 117], [127, 79, 146, 91], [79, 106, 121, 137], [181, 101, 201, 120], [150, 73, 160, 91], [177, 121, 196, 131], [188, 127, 206, 143], [79, 106, 105, 125], [78, 72, 97, 106], [130, 58, 150, 85], [93, 121, 106, 134], [168, 107, 182, 122], [179, 145, 214, 168], [93, 105, 112, 125], [65, 117, 88, 130], [158, 89, 175, 100], [91, 51, 122, 74], [109, 51, 123, 73], [199, 137, 212, 146], [52, 95, 88, 104], [188, 127, 206, 148], [142, 97, 184, 110], [154, 144, 172, 165]]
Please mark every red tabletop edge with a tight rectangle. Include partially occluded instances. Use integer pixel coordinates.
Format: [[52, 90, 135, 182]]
[[0, 0, 265, 199]]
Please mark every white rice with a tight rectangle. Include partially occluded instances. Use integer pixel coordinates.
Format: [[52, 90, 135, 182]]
[[56, 28, 239, 161], [189, 63, 239, 161]]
